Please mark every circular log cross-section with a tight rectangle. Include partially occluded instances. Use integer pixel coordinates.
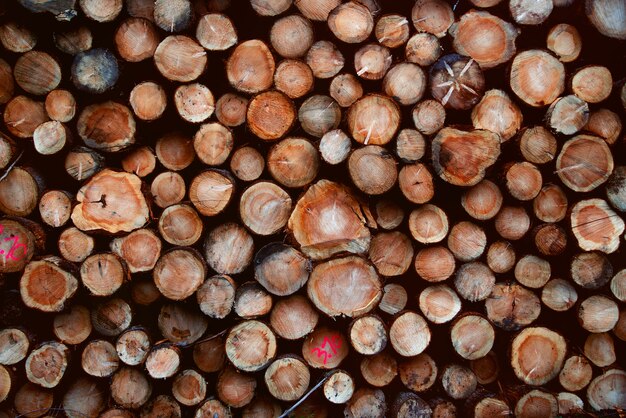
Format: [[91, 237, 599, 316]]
[[225, 320, 277, 372], [264, 356, 310, 401], [556, 135, 613, 192], [254, 243, 310, 296], [430, 54, 485, 110], [511, 327, 567, 385], [21, 259, 78, 312]]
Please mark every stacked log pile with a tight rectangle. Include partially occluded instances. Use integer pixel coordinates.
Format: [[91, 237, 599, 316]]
[[0, 0, 625, 416]]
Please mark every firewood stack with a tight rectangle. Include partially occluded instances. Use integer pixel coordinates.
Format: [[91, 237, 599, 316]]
[[0, 0, 625, 416]]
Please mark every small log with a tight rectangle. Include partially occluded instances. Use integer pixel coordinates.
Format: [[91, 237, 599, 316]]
[[0, 59, 13, 104], [472, 89, 522, 141], [412, 99, 446, 136], [430, 54, 485, 110], [374, 199, 404, 230], [451, 314, 494, 360], [419, 285, 461, 324], [116, 328, 150, 366], [585, 108, 622, 144], [510, 49, 565, 107], [14, 383, 53, 417], [154, 248, 205, 300], [270, 294, 318, 339], [324, 370, 355, 404], [320, 129, 351, 165], [578, 295, 619, 333], [254, 243, 309, 295], [216, 93, 248, 127], [556, 134, 613, 192], [345, 388, 386, 418], [486, 241, 516, 274], [330, 73, 363, 107], [175, 83, 215, 123], [511, 326, 566, 385], [295, 0, 341, 20], [389, 311, 431, 356], [518, 126, 557, 164], [265, 356, 310, 401], [547, 24, 582, 62], [395, 129, 426, 163], [398, 353, 438, 393], [584, 332, 616, 367], [299, 95, 341, 138], [235, 283, 270, 321], [20, 258, 78, 312], [383, 63, 426, 106], [129, 81, 167, 121], [25, 341, 69, 388], [196, 399, 231, 417], [271, 15, 313, 58], [408, 204, 448, 244], [495, 205, 530, 240], [533, 223, 567, 256], [247, 91, 296, 141], [54, 25, 92, 54], [375, 14, 410, 48], [415, 246, 455, 283], [71, 170, 148, 233], [33, 120, 69, 155], [559, 355, 593, 391], [4, 96, 48, 138], [115, 17, 159, 62], [485, 282, 541, 331], [406, 33, 441, 67], [204, 222, 254, 274], [541, 278, 578, 312], [571, 251, 613, 290], [14, 51, 61, 95], [447, 221, 487, 261], [121, 146, 156, 178], [368, 231, 413, 277], [64, 147, 104, 181], [189, 170, 235, 217], [349, 145, 397, 195], [71, 48, 119, 94], [472, 396, 511, 418], [515, 390, 558, 417], [77, 102, 135, 152], [82, 339, 119, 377], [349, 314, 387, 355], [586, 0, 626, 39], [302, 327, 349, 369], [250, 0, 292, 16], [173, 369, 206, 406], [53, 304, 92, 345], [462, 179, 502, 220], [347, 94, 400, 145], [196, 13, 237, 50], [230, 147, 264, 181], [80, 0, 122, 22], [450, 11, 519, 69], [0, 22, 37, 53], [586, 369, 626, 411], [145, 344, 181, 379], [455, 261, 495, 302], [158, 204, 203, 246], [141, 395, 181, 417], [0, 327, 30, 365], [153, 0, 192, 32], [110, 367, 152, 409], [131, 280, 161, 306], [154, 35, 206, 82], [274, 59, 314, 99], [0, 364, 10, 403], [227, 39, 274, 93], [110, 228, 161, 272], [411, 0, 453, 37], [612, 269, 626, 302], [379, 283, 408, 315], [0, 167, 42, 218], [432, 128, 500, 186], [354, 43, 392, 80], [196, 274, 236, 318], [91, 298, 132, 337], [441, 364, 477, 400], [58, 226, 94, 263], [571, 199, 624, 253], [470, 351, 499, 384], [265, 137, 319, 188], [393, 392, 432, 418], [534, 184, 568, 222], [193, 336, 225, 373], [306, 40, 345, 80], [328, 2, 373, 43], [156, 132, 195, 171], [0, 218, 39, 273], [226, 320, 276, 372], [81, 252, 127, 296], [546, 94, 589, 135], [510, 0, 553, 25], [506, 162, 543, 201]]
